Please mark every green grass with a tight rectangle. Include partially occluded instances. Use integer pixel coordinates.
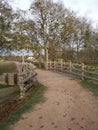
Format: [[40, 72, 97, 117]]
[[87, 62, 98, 67], [0, 83, 47, 130], [0, 84, 14, 89], [0, 61, 17, 75], [80, 80, 98, 96]]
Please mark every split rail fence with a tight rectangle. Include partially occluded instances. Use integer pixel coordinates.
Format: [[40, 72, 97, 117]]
[[0, 62, 38, 99], [47, 61, 98, 83]]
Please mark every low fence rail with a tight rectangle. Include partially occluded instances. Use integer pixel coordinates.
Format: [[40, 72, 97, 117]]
[[0, 62, 38, 99], [47, 61, 98, 83], [0, 73, 18, 85]]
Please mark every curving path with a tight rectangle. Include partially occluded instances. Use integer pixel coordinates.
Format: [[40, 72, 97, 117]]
[[11, 69, 98, 130]]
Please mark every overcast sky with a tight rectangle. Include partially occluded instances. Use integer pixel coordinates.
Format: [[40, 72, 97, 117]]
[[11, 0, 98, 28]]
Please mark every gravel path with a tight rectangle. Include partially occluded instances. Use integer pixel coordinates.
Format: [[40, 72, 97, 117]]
[[11, 69, 98, 130]]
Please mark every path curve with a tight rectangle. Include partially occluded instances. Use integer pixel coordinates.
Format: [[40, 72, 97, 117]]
[[11, 69, 98, 130]]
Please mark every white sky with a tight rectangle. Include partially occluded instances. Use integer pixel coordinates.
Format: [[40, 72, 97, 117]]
[[10, 0, 98, 28]]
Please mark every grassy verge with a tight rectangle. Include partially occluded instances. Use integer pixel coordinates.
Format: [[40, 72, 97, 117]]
[[0, 83, 47, 130], [0, 84, 14, 89], [80, 80, 98, 96], [87, 62, 98, 67]]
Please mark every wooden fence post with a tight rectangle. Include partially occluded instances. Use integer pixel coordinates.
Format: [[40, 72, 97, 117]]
[[82, 63, 84, 80], [53, 61, 55, 70], [49, 61, 51, 70], [14, 73, 18, 85], [60, 60, 63, 71], [70, 61, 72, 73], [5, 73, 9, 85], [55, 61, 57, 70], [45, 47, 48, 70], [55, 61, 57, 71], [19, 75, 25, 99]]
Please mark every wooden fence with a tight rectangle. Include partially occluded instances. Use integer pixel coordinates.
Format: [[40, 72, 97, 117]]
[[0, 62, 38, 99], [47, 61, 98, 83]]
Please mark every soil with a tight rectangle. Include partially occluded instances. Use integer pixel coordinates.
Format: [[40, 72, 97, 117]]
[[10, 69, 98, 130], [0, 99, 20, 122]]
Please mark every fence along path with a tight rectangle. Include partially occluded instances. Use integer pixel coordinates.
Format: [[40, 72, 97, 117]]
[[11, 69, 98, 130], [0, 62, 38, 99], [47, 61, 98, 83], [17, 62, 38, 98]]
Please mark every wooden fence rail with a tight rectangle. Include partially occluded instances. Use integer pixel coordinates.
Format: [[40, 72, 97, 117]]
[[47, 61, 98, 83], [0, 62, 38, 99]]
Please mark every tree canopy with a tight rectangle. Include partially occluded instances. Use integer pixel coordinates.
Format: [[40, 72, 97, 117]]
[[1, 0, 98, 63]]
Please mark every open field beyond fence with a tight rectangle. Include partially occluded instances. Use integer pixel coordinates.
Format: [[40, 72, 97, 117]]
[[0, 61, 17, 75]]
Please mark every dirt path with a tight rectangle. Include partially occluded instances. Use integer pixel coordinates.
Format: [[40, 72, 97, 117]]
[[11, 69, 98, 130]]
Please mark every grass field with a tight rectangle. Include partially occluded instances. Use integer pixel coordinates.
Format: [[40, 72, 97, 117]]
[[0, 61, 17, 75]]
